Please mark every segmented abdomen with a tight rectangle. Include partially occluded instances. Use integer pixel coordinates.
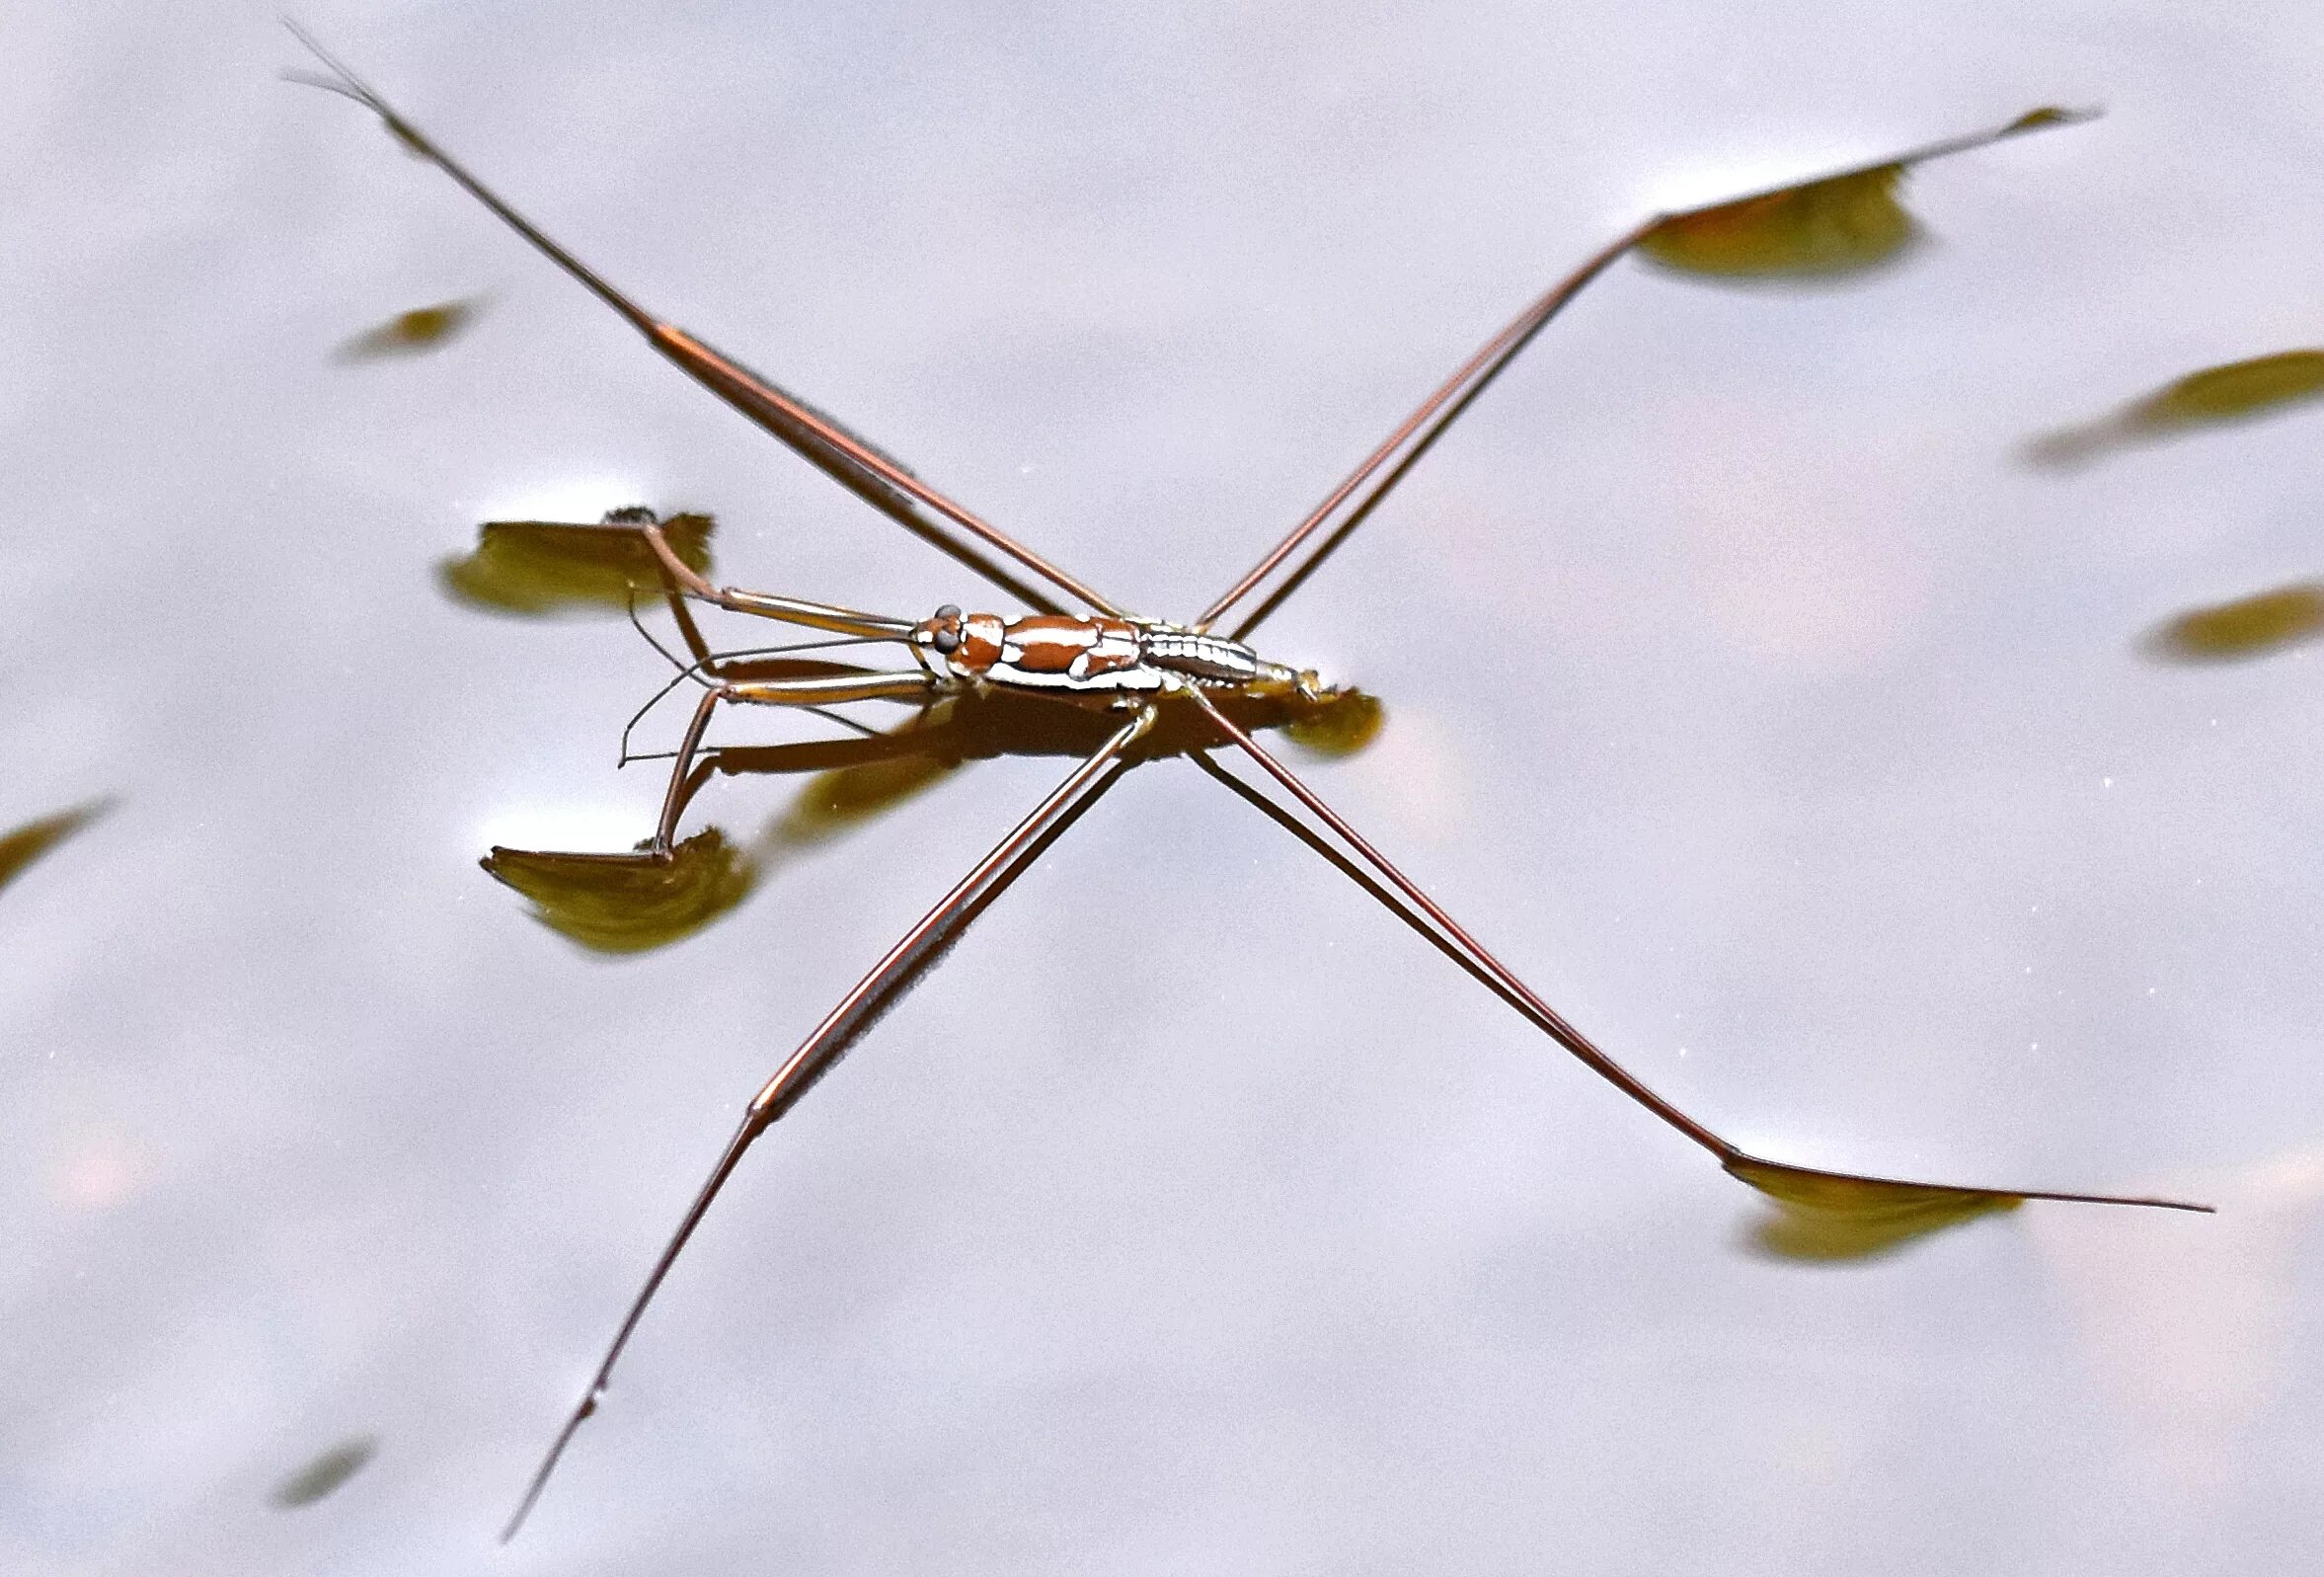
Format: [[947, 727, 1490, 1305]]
[[1138, 627, 1263, 684]]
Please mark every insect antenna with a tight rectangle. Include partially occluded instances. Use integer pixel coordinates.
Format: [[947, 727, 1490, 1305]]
[[625, 590, 714, 685], [801, 702, 886, 741], [621, 698, 894, 767], [615, 591, 717, 765], [616, 596, 912, 765]]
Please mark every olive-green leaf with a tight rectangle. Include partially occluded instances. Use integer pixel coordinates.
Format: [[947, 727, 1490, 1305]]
[[438, 511, 716, 616], [333, 296, 483, 361], [2002, 107, 2075, 131], [1642, 165, 1916, 279], [2028, 349, 2324, 467], [2130, 350, 2324, 431], [271, 1436, 377, 1508], [0, 800, 111, 899], [1641, 107, 2087, 282], [482, 828, 757, 954], [2144, 583, 2324, 663], [1726, 1155, 2022, 1263]]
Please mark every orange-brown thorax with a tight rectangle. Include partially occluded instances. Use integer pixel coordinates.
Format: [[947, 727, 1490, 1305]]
[[910, 605, 1317, 700], [996, 615, 1142, 675], [913, 607, 1144, 682], [955, 611, 1004, 670]]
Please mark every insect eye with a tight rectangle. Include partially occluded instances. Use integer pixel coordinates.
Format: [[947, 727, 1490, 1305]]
[[935, 603, 962, 621], [933, 627, 961, 654]]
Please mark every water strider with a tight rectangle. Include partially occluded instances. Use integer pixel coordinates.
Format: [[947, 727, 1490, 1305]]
[[285, 24, 2209, 1541]]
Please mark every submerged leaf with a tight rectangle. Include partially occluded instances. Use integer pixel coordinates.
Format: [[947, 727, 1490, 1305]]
[[2129, 350, 2324, 431], [1284, 689, 1386, 757], [1726, 1155, 2022, 1263], [0, 800, 111, 898], [271, 1436, 377, 1508], [483, 828, 757, 954], [437, 510, 716, 616], [332, 296, 482, 360], [1642, 164, 1916, 279], [2144, 583, 2324, 663], [2027, 349, 2324, 467], [1641, 106, 2087, 282]]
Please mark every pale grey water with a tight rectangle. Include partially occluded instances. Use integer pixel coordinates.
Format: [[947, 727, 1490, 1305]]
[[5, 2, 2322, 1572]]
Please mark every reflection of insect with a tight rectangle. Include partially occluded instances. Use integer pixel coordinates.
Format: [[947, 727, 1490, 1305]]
[[286, 25, 2209, 1540]]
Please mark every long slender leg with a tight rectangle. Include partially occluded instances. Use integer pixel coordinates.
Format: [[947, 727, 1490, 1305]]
[[489, 682, 730, 872], [286, 23, 1118, 619], [501, 706, 1155, 1541], [505, 670, 941, 868], [604, 511, 918, 654], [1190, 752, 1550, 1030], [615, 698, 963, 857], [1194, 220, 1652, 635], [1187, 689, 2209, 1213], [1197, 110, 2092, 639], [652, 673, 939, 850], [610, 514, 917, 756], [719, 673, 941, 707], [646, 687, 727, 853], [591, 512, 953, 861], [631, 518, 924, 641], [654, 572, 717, 672], [658, 752, 725, 843]]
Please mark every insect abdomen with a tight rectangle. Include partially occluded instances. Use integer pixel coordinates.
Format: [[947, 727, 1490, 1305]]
[[1139, 627, 1262, 684]]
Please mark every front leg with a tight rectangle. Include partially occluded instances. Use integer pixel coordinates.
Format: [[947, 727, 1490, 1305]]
[[645, 672, 942, 854], [491, 669, 945, 879], [626, 516, 920, 643]]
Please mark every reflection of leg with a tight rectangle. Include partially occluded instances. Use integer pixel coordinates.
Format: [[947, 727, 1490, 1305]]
[[502, 670, 945, 866], [652, 672, 938, 850]]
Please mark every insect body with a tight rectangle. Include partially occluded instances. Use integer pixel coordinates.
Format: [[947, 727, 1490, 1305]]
[[914, 606, 1320, 699], [283, 24, 2210, 1545], [598, 519, 1347, 855]]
